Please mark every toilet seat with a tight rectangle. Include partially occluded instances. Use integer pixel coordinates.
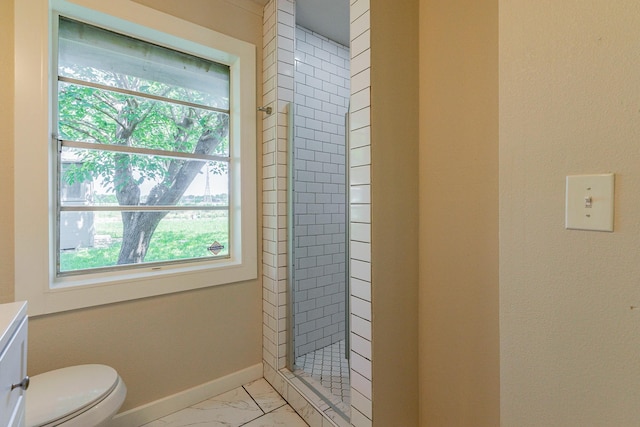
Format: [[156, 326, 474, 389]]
[[26, 364, 126, 427]]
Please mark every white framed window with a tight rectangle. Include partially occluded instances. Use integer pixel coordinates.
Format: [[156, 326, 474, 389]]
[[56, 16, 234, 274], [15, 0, 257, 315]]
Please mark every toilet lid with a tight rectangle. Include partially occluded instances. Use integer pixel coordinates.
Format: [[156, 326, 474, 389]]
[[26, 364, 119, 427]]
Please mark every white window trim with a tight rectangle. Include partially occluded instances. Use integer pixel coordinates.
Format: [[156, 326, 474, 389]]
[[15, 0, 257, 316]]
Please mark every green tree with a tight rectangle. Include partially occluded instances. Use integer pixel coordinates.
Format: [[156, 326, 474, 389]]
[[59, 71, 229, 265]]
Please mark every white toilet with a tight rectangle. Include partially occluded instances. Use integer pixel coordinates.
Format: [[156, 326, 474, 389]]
[[25, 364, 127, 427]]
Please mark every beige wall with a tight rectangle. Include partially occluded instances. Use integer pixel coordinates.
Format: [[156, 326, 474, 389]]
[[6, 0, 263, 412], [419, 0, 500, 425], [0, 0, 15, 304], [500, 1, 640, 425], [369, 1, 420, 425], [30, 283, 262, 411], [133, 0, 264, 47]]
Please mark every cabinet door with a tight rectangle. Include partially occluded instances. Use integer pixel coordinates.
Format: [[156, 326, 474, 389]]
[[0, 317, 28, 427]]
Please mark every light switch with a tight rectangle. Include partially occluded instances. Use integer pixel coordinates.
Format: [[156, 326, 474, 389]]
[[565, 173, 614, 232]]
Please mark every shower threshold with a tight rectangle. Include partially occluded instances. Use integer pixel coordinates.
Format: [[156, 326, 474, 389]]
[[293, 340, 351, 421]]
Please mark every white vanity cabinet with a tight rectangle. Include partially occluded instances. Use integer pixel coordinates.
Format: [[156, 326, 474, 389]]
[[0, 301, 28, 427]]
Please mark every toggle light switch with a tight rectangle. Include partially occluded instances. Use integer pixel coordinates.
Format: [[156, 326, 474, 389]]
[[565, 173, 614, 232]]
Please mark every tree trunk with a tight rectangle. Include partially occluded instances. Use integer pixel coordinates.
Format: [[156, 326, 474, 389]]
[[117, 211, 167, 264], [112, 100, 228, 265]]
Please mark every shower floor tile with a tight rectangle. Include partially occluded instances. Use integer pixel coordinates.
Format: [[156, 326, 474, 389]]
[[294, 340, 350, 405]]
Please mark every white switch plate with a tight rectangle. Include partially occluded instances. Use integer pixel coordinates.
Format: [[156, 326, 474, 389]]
[[565, 173, 614, 232]]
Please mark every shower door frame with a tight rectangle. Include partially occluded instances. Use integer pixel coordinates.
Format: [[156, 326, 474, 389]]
[[285, 104, 352, 370]]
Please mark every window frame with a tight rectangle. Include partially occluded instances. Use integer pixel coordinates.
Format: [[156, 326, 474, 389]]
[[15, 0, 257, 315], [55, 17, 234, 275]]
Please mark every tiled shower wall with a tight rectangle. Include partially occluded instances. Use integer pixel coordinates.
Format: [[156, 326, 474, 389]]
[[262, 0, 294, 372], [348, 1, 373, 426], [262, 0, 374, 426], [293, 26, 350, 358]]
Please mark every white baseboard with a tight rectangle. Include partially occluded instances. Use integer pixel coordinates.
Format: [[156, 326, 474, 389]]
[[111, 363, 263, 427]]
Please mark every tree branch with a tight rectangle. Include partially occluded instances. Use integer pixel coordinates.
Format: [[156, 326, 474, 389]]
[[85, 94, 127, 129], [91, 91, 119, 112], [148, 115, 229, 207], [60, 122, 108, 143]]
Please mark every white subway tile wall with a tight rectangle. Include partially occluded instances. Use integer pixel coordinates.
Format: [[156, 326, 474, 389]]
[[349, 0, 372, 426], [276, 0, 295, 372], [261, 0, 374, 425], [262, 0, 279, 372], [262, 0, 295, 374], [293, 25, 350, 358]]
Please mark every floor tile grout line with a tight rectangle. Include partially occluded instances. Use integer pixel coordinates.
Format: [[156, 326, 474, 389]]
[[142, 382, 310, 426], [238, 412, 266, 427], [242, 384, 267, 416], [257, 378, 292, 412], [237, 403, 309, 427]]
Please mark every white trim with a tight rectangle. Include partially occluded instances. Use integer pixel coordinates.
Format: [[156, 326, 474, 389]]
[[111, 363, 263, 427], [14, 0, 257, 315]]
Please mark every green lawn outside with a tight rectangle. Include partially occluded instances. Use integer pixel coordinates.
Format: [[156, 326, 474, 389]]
[[60, 211, 229, 272]]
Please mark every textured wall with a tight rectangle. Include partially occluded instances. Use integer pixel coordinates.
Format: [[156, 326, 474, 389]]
[[418, 0, 500, 425], [293, 25, 349, 358], [0, 0, 15, 304], [500, 1, 640, 425], [369, 0, 420, 425]]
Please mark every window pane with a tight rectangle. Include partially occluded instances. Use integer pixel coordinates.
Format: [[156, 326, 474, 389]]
[[58, 17, 230, 110], [58, 81, 230, 157], [56, 15, 237, 277], [59, 210, 229, 273], [60, 148, 229, 207]]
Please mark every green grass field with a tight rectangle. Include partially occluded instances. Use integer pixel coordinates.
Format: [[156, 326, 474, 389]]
[[60, 211, 229, 272]]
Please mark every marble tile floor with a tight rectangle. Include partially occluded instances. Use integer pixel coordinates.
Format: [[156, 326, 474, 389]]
[[141, 378, 308, 427]]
